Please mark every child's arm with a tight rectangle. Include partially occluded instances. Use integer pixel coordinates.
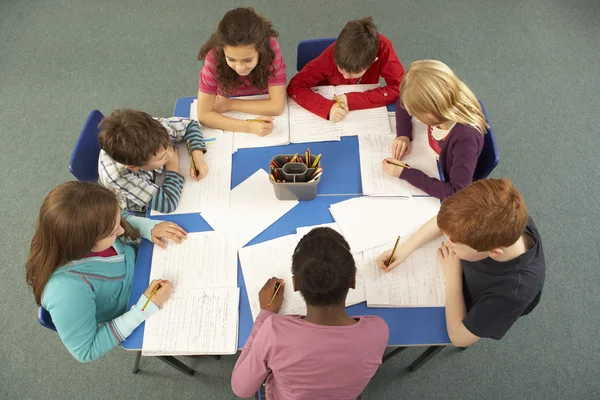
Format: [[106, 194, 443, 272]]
[[196, 91, 274, 135], [344, 44, 404, 111], [224, 85, 287, 116], [44, 278, 161, 362], [149, 171, 185, 214], [376, 216, 442, 271], [395, 100, 413, 139], [121, 211, 162, 240], [231, 309, 275, 397], [286, 47, 337, 120], [399, 134, 481, 199]]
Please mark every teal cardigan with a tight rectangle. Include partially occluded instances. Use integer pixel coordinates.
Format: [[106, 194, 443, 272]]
[[42, 213, 161, 362]]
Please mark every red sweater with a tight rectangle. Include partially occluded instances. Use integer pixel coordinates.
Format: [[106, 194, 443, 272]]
[[287, 34, 404, 120]]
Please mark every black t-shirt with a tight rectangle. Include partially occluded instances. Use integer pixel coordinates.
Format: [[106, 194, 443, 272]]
[[461, 217, 546, 340]]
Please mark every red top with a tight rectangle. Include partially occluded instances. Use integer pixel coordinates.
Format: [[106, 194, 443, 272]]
[[83, 247, 118, 258], [287, 34, 404, 120], [428, 126, 444, 155]]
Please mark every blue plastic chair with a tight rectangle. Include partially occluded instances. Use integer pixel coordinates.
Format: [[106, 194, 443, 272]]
[[37, 306, 57, 332], [296, 38, 336, 71], [473, 101, 499, 180], [68, 110, 105, 181]]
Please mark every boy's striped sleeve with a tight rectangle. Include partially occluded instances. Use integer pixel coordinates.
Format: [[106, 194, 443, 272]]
[[183, 120, 207, 153], [149, 171, 185, 213]]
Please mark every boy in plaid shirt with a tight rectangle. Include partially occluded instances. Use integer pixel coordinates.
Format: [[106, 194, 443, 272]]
[[98, 109, 208, 214]]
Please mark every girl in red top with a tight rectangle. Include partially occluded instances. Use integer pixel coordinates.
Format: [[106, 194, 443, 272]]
[[196, 7, 287, 137]]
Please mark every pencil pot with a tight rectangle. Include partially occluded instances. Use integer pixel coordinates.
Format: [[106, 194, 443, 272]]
[[270, 154, 321, 201]]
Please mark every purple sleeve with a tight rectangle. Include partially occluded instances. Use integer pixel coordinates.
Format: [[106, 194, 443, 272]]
[[401, 130, 481, 199], [231, 310, 275, 398], [395, 99, 413, 140]]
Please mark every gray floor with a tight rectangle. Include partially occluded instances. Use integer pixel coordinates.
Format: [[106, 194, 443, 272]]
[[1, 0, 599, 399]]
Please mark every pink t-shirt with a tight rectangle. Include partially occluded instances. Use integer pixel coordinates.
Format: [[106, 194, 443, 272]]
[[198, 37, 287, 97], [231, 310, 389, 400]]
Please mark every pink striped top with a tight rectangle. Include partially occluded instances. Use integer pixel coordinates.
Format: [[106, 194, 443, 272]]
[[198, 37, 287, 97]]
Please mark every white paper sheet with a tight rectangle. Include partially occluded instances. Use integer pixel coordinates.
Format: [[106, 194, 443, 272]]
[[364, 237, 445, 307], [329, 196, 440, 253], [150, 130, 233, 216], [142, 288, 239, 355], [201, 169, 299, 247], [288, 96, 342, 143], [294, 223, 366, 306], [238, 235, 306, 320], [149, 231, 238, 290]]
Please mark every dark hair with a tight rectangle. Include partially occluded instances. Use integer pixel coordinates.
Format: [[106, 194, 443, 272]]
[[98, 109, 170, 166], [334, 16, 379, 73], [437, 179, 529, 251], [26, 182, 139, 305], [291, 227, 356, 306], [197, 7, 278, 95]]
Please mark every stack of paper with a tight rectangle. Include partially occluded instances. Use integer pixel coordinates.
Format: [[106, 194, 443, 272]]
[[202, 169, 299, 248], [142, 231, 240, 355], [364, 237, 446, 307], [358, 119, 439, 197], [329, 196, 441, 254], [150, 130, 233, 216]]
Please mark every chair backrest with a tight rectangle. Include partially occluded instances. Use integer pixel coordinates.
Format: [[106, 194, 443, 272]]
[[68, 110, 105, 181], [296, 38, 336, 71], [473, 101, 499, 180], [38, 306, 57, 332]]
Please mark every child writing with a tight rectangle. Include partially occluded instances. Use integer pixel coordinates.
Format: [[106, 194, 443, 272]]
[[25, 182, 187, 362], [376, 179, 546, 347], [287, 17, 404, 122], [383, 60, 488, 200], [196, 7, 287, 136], [232, 227, 388, 399], [98, 109, 208, 214]]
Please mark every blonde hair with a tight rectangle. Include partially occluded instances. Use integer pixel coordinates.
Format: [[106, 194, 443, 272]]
[[401, 60, 489, 134]]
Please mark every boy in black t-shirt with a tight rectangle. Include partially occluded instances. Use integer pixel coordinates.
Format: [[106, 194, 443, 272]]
[[376, 179, 546, 347]]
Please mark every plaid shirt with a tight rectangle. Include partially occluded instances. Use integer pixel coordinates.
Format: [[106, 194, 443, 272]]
[[98, 117, 206, 214]]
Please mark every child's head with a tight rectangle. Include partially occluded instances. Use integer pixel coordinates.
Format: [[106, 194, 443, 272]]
[[26, 182, 137, 304], [291, 227, 356, 306], [98, 109, 171, 171], [437, 179, 528, 262], [334, 17, 380, 79], [198, 7, 278, 95], [401, 60, 489, 133]]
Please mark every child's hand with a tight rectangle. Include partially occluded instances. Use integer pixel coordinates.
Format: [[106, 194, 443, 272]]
[[392, 137, 411, 160], [248, 116, 274, 136], [151, 222, 188, 249], [329, 103, 349, 122], [376, 248, 408, 272], [335, 94, 348, 110], [190, 150, 208, 180], [165, 146, 180, 172], [213, 95, 231, 113], [259, 277, 285, 313], [382, 158, 404, 178], [437, 243, 462, 280], [144, 279, 173, 307]]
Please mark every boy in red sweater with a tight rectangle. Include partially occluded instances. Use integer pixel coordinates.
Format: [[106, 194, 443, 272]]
[[287, 17, 404, 121]]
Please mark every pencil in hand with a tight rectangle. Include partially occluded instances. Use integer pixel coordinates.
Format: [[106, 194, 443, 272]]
[[141, 283, 161, 311], [267, 282, 283, 308], [187, 141, 199, 176], [386, 236, 401, 267], [385, 159, 412, 169]]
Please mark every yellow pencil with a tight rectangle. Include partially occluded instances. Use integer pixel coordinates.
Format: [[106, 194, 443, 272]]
[[267, 282, 282, 308], [386, 236, 401, 267], [187, 141, 199, 176], [141, 284, 161, 311], [311, 154, 322, 168], [247, 118, 269, 123], [334, 94, 343, 108], [386, 159, 412, 169]]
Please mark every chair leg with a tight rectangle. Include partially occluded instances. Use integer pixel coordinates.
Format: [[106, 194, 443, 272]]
[[408, 346, 445, 372], [132, 351, 142, 374], [157, 356, 195, 376], [382, 347, 407, 363]]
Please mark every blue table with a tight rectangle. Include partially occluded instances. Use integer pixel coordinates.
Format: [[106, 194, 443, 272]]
[[122, 98, 449, 354]]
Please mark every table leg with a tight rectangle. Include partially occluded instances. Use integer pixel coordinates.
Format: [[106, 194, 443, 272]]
[[408, 346, 445, 372], [132, 351, 142, 374], [382, 346, 407, 363], [157, 356, 196, 376]]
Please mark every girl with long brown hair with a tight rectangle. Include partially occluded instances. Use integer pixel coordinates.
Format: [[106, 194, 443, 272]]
[[25, 181, 187, 362], [196, 7, 287, 137]]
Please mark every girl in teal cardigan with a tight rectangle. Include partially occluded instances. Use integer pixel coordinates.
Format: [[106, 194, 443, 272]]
[[26, 182, 188, 362]]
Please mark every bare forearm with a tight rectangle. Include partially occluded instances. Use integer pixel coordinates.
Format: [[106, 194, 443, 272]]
[[402, 217, 443, 254], [197, 108, 252, 132], [445, 274, 467, 336], [228, 98, 284, 116]]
